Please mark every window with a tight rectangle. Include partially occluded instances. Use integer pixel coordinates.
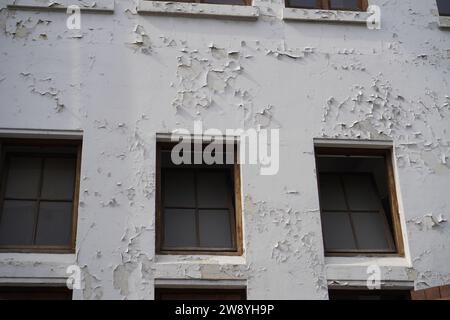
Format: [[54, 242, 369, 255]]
[[286, 0, 368, 11], [329, 289, 411, 300], [156, 141, 243, 255], [315, 147, 404, 256], [0, 286, 72, 300], [148, 0, 252, 6], [0, 140, 81, 253], [437, 0, 450, 16], [155, 288, 246, 300]]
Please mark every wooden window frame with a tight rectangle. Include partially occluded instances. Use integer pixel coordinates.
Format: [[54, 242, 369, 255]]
[[155, 141, 243, 256], [148, 0, 253, 6], [315, 147, 405, 257], [155, 288, 247, 300], [285, 0, 368, 11], [0, 139, 82, 254]]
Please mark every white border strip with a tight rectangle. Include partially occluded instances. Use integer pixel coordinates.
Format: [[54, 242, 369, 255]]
[[0, 128, 83, 139], [7, 0, 115, 13], [137, 1, 259, 20], [313, 138, 393, 149]]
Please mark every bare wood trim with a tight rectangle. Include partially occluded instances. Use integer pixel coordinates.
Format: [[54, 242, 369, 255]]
[[234, 143, 243, 256], [385, 148, 404, 257]]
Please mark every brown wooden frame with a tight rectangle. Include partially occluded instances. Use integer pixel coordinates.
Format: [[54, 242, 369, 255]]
[[285, 0, 368, 11], [155, 141, 243, 256], [315, 147, 404, 257], [155, 288, 247, 300], [149, 0, 253, 6], [0, 139, 82, 253]]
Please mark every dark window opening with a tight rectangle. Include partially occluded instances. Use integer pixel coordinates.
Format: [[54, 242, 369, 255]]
[[156, 288, 246, 300], [0, 286, 72, 300], [437, 0, 450, 16], [156, 141, 243, 255], [329, 289, 411, 300], [285, 0, 367, 11], [0, 140, 81, 253], [148, 0, 251, 6], [315, 147, 404, 256]]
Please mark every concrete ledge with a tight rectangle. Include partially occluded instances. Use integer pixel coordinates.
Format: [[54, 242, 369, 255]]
[[439, 15, 450, 28], [7, 0, 115, 13], [137, 1, 259, 20], [283, 7, 370, 24]]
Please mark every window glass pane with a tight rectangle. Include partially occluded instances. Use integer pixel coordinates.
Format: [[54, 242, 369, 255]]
[[163, 209, 197, 248], [35, 202, 72, 246], [41, 158, 76, 200], [5, 157, 42, 199], [330, 0, 360, 10], [163, 170, 196, 207], [322, 211, 356, 250], [351, 211, 392, 250], [197, 171, 230, 208], [319, 174, 347, 211], [0, 200, 36, 245], [199, 209, 232, 248], [203, 0, 247, 5], [343, 174, 381, 211], [288, 0, 318, 9], [437, 0, 450, 16]]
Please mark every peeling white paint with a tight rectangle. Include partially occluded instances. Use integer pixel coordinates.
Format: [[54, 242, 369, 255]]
[[0, 0, 449, 299]]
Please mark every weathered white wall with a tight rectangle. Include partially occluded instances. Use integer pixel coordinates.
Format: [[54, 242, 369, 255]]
[[0, 0, 449, 299]]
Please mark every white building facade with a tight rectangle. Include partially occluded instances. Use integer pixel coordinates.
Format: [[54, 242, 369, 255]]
[[0, 0, 449, 300]]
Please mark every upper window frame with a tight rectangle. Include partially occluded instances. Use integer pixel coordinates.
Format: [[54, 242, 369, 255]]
[[0, 138, 82, 254], [315, 146, 405, 257], [285, 0, 368, 12], [155, 140, 243, 256]]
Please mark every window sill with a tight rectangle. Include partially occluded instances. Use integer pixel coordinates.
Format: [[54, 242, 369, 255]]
[[137, 1, 259, 20], [439, 15, 450, 28], [282, 7, 370, 24], [6, 0, 115, 13], [155, 254, 246, 265]]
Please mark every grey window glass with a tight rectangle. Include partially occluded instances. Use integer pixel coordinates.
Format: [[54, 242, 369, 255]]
[[0, 147, 78, 249], [437, 0, 450, 16], [329, 0, 360, 10], [0, 200, 36, 245], [161, 155, 236, 251], [164, 209, 197, 248], [343, 175, 381, 211], [41, 158, 76, 200], [322, 211, 356, 250], [319, 175, 347, 211], [163, 170, 195, 207], [5, 157, 42, 199], [352, 211, 392, 250], [197, 171, 230, 208], [35, 202, 73, 246], [317, 152, 396, 253], [204, 0, 246, 5], [288, 0, 318, 9], [199, 209, 232, 248]]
